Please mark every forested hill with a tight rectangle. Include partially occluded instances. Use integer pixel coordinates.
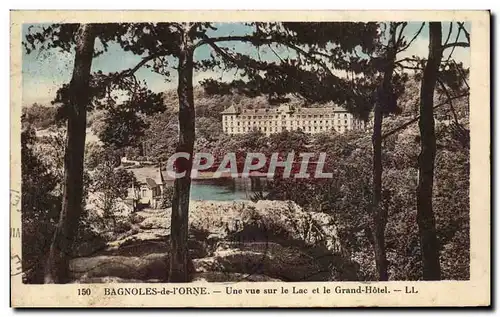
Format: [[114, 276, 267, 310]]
[[21, 78, 469, 165], [22, 74, 468, 133], [22, 80, 471, 283]]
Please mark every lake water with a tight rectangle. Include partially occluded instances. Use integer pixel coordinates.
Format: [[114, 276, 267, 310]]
[[129, 166, 267, 201], [169, 178, 268, 201]]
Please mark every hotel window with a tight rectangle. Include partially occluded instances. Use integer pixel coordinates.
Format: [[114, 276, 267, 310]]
[[344, 114, 348, 118]]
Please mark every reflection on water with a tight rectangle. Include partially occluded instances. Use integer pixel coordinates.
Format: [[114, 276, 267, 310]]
[[171, 178, 268, 201]]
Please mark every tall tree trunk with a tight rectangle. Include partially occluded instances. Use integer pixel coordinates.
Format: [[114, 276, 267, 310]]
[[417, 22, 442, 280], [169, 24, 195, 282], [371, 103, 388, 281], [370, 23, 398, 281], [44, 24, 95, 283]]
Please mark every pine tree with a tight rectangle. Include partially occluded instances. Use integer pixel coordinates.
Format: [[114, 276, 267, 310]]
[[26, 22, 382, 282], [43, 24, 96, 283], [24, 23, 165, 283]]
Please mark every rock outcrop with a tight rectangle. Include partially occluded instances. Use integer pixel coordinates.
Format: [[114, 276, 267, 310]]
[[70, 200, 358, 282]]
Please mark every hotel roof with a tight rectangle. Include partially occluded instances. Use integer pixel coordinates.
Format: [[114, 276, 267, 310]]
[[221, 104, 348, 115], [220, 105, 239, 114]]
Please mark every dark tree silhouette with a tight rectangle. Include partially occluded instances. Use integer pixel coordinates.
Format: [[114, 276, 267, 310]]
[[24, 23, 165, 283], [370, 22, 406, 281], [44, 24, 96, 283], [416, 22, 443, 280]]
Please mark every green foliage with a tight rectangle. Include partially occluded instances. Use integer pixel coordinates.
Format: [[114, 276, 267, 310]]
[[269, 129, 310, 153], [139, 110, 179, 162], [21, 104, 58, 130], [196, 117, 223, 142], [433, 124, 470, 280], [98, 109, 150, 148], [199, 22, 380, 116], [21, 123, 96, 282], [89, 162, 137, 227], [24, 24, 166, 150], [84, 142, 122, 170], [264, 117, 469, 281], [21, 124, 61, 277], [22, 21, 471, 282]]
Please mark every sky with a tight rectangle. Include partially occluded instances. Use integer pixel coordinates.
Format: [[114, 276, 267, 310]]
[[21, 22, 470, 107]]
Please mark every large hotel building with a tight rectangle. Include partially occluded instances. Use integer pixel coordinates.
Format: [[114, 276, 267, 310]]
[[221, 104, 365, 136]]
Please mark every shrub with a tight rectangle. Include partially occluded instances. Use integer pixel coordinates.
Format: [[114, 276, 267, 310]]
[[114, 220, 132, 234], [129, 213, 145, 225]]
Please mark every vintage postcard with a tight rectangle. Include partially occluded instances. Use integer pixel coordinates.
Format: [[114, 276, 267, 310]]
[[10, 10, 490, 307]]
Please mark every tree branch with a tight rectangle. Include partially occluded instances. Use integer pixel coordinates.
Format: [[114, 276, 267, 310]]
[[268, 44, 285, 63], [443, 26, 462, 65], [442, 41, 470, 50], [395, 57, 424, 64], [395, 22, 408, 48], [397, 22, 425, 53], [394, 62, 423, 71], [117, 51, 167, 79], [204, 39, 267, 71], [198, 35, 333, 62], [457, 22, 471, 44], [381, 92, 469, 139], [444, 22, 453, 46], [451, 59, 470, 90], [199, 34, 340, 80], [436, 77, 460, 124]]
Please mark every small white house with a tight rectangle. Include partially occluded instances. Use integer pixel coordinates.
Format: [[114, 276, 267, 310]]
[[127, 164, 167, 209]]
